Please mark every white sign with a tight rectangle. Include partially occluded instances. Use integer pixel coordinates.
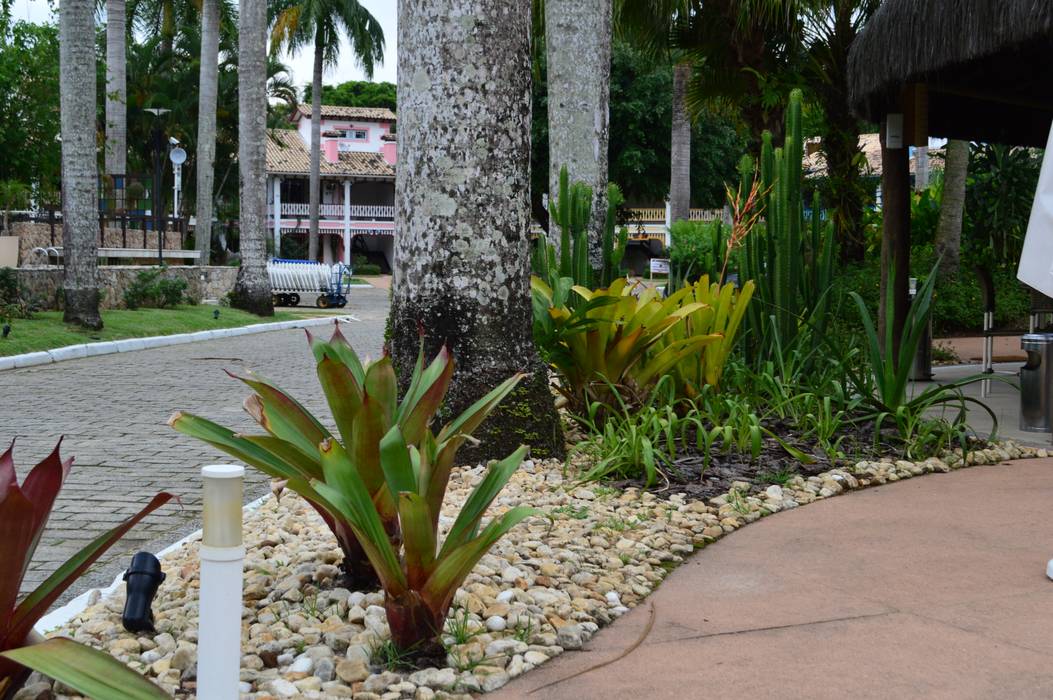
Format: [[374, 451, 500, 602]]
[[1017, 124, 1053, 298], [650, 258, 670, 275], [885, 114, 904, 149]]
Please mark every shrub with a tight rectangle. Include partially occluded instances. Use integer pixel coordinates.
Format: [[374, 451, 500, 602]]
[[355, 263, 383, 275], [123, 268, 188, 309], [0, 441, 172, 698], [668, 220, 722, 283]]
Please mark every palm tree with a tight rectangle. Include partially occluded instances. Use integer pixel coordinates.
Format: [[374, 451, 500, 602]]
[[270, 0, 384, 262], [105, 0, 127, 199], [391, 0, 563, 460], [193, 0, 219, 264], [614, 0, 692, 223], [60, 0, 103, 329], [543, 0, 612, 273], [935, 140, 969, 275], [231, 0, 274, 316]]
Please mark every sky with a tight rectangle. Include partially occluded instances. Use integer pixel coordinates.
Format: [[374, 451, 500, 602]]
[[9, 0, 399, 93]]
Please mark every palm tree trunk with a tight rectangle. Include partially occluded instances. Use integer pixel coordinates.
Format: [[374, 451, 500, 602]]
[[545, 0, 612, 272], [231, 0, 274, 316], [60, 0, 102, 329], [935, 139, 968, 275], [308, 30, 324, 262], [391, 0, 564, 462], [669, 60, 691, 224], [104, 0, 126, 194], [194, 0, 220, 266]]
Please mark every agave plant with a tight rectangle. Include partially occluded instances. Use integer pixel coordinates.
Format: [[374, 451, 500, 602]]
[[170, 325, 523, 589], [532, 276, 720, 413], [0, 441, 172, 699]]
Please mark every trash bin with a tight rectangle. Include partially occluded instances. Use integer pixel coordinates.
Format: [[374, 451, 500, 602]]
[[909, 280, 933, 381], [1020, 333, 1053, 432]]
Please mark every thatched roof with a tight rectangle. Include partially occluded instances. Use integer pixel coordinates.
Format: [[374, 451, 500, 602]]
[[848, 0, 1053, 147]]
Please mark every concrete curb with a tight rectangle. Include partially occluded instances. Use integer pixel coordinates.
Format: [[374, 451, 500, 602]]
[[0, 315, 356, 372]]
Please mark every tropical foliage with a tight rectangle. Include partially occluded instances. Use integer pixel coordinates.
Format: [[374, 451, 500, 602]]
[[171, 327, 523, 589], [0, 442, 172, 698]]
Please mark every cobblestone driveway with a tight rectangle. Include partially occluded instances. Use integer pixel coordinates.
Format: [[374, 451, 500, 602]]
[[5, 289, 388, 600]]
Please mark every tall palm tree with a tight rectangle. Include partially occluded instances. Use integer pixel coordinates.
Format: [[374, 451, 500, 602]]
[[391, 0, 563, 460], [544, 0, 612, 272], [935, 140, 969, 275], [231, 0, 273, 315], [105, 0, 127, 198], [270, 0, 384, 262], [614, 0, 692, 223], [60, 0, 103, 329], [193, 0, 220, 264]]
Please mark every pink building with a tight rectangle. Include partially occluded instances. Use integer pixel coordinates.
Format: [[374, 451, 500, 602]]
[[266, 105, 397, 268]]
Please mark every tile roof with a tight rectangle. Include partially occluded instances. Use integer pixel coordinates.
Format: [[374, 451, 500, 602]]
[[294, 105, 397, 122], [266, 129, 395, 179]]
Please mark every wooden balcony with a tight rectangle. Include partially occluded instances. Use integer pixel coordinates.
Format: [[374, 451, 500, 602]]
[[279, 203, 395, 220]]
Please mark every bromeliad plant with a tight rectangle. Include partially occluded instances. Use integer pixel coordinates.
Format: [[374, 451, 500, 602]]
[[0, 441, 172, 699], [532, 277, 719, 414], [661, 275, 755, 398], [170, 326, 524, 589], [314, 427, 533, 661]]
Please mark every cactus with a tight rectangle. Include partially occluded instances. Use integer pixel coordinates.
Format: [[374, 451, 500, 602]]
[[533, 165, 627, 290], [740, 89, 835, 365]]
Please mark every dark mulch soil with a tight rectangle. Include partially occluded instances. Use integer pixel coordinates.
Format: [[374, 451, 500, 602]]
[[610, 419, 893, 502]]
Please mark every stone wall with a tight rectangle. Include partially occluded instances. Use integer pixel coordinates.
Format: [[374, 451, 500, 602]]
[[12, 221, 182, 264], [17, 266, 239, 310]]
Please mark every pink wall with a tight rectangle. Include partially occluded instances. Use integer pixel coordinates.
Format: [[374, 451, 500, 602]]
[[323, 140, 339, 163], [382, 142, 397, 165]]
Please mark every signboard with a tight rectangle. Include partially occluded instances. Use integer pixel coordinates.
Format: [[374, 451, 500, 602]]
[[1017, 124, 1053, 298], [649, 258, 670, 276]]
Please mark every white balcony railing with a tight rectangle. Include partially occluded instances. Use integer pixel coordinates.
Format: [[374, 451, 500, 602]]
[[280, 203, 394, 220]]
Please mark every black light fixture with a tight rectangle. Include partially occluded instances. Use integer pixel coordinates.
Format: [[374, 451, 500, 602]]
[[213, 309, 220, 320], [2, 324, 10, 339], [121, 552, 165, 633]]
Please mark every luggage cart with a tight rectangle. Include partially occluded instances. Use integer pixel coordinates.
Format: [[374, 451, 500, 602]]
[[268, 259, 349, 308]]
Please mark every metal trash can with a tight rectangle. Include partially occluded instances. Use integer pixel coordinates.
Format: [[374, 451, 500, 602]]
[[1020, 333, 1053, 432]]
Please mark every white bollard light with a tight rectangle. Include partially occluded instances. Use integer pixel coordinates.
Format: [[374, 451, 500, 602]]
[[198, 465, 245, 700]]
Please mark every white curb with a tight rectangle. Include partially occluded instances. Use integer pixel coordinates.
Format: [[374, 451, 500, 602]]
[[36, 493, 273, 634], [1, 316, 354, 372]]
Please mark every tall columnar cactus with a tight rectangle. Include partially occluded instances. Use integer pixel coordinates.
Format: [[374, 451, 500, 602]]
[[533, 165, 627, 290], [741, 89, 835, 365]]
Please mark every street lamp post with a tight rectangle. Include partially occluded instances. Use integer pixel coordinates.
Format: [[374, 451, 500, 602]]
[[145, 107, 170, 266]]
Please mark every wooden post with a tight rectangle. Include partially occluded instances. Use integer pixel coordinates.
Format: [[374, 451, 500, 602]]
[[879, 117, 911, 362]]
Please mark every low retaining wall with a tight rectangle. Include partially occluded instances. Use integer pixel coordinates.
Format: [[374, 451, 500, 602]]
[[12, 221, 182, 264], [17, 266, 239, 310]]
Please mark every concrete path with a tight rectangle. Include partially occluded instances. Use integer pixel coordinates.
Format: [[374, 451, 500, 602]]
[[5, 288, 388, 599], [496, 458, 1053, 700]]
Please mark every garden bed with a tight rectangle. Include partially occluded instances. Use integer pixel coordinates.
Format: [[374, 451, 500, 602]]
[[43, 439, 1043, 699]]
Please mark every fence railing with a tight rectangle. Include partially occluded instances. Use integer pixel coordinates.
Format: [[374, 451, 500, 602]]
[[625, 207, 727, 224], [279, 203, 395, 220]]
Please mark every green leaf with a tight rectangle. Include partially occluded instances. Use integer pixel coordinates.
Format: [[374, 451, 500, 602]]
[[1, 638, 168, 699], [439, 446, 527, 558], [316, 354, 365, 449], [379, 426, 418, 502], [398, 493, 436, 589]]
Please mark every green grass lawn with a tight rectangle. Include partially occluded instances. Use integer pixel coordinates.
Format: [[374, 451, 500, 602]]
[[0, 305, 303, 357]]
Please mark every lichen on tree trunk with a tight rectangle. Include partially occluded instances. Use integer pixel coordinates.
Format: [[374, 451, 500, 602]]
[[391, 0, 564, 462], [232, 0, 274, 317], [60, 0, 103, 330], [545, 0, 612, 272]]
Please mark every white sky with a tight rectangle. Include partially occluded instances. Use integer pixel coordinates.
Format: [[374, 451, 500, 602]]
[[9, 0, 398, 94]]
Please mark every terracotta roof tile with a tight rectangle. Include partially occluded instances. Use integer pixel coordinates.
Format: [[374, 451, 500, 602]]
[[294, 104, 397, 122], [265, 129, 395, 179]]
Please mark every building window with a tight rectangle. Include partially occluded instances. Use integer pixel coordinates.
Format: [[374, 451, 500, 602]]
[[342, 129, 368, 140]]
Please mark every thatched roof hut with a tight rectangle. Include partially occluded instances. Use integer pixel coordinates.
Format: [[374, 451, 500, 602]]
[[848, 0, 1053, 147]]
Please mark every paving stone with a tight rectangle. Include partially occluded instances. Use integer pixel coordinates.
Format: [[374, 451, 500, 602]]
[[6, 291, 387, 601]]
